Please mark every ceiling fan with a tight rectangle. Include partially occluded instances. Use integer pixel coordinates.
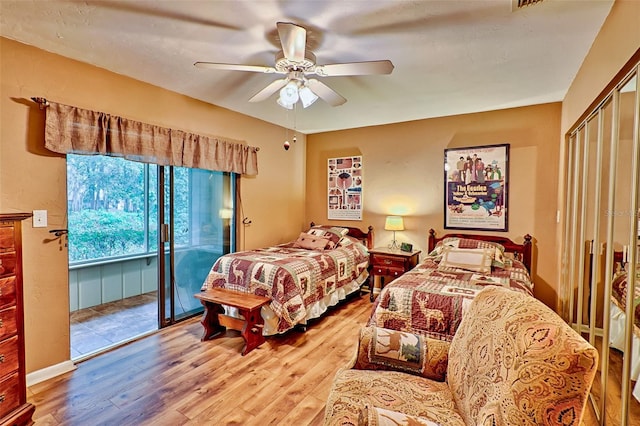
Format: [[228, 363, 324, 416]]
[[194, 22, 394, 109]]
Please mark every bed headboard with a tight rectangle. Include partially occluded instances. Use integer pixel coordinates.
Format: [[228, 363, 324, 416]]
[[310, 222, 374, 249], [428, 229, 533, 273]]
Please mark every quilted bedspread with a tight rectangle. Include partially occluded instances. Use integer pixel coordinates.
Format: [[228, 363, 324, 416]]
[[369, 256, 534, 341], [201, 237, 369, 334], [611, 268, 640, 337]]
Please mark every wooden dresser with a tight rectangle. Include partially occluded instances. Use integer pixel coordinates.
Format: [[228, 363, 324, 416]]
[[0, 213, 34, 425]]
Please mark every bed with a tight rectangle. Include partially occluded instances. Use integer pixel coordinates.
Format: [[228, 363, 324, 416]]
[[201, 223, 373, 335], [609, 253, 640, 401], [368, 229, 534, 342]]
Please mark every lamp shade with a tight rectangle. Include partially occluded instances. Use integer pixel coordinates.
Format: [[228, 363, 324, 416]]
[[298, 86, 318, 108], [384, 216, 404, 231], [279, 81, 299, 104]]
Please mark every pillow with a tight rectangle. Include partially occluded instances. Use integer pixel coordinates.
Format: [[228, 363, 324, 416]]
[[354, 326, 449, 382], [306, 225, 347, 249], [363, 406, 441, 426], [292, 232, 330, 250], [429, 237, 506, 269], [438, 246, 493, 274]]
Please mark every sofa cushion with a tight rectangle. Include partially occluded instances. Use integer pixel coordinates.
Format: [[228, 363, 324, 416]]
[[354, 326, 449, 382], [447, 286, 598, 426], [365, 406, 440, 426], [324, 369, 466, 426]]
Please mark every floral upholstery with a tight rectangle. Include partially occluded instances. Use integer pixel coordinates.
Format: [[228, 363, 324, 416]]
[[448, 286, 598, 425], [324, 286, 598, 426], [325, 369, 465, 426]]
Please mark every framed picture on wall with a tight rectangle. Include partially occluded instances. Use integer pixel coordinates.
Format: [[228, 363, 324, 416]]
[[328, 156, 363, 220], [444, 144, 509, 231]]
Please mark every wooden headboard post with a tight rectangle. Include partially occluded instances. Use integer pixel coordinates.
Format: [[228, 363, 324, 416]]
[[428, 229, 533, 273]]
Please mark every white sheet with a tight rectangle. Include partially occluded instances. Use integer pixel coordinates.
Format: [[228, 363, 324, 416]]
[[609, 301, 640, 401]]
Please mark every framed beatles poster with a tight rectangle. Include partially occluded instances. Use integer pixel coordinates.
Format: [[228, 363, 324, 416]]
[[444, 144, 509, 231], [328, 156, 363, 220]]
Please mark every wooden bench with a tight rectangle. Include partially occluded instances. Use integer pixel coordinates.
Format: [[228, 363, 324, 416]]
[[194, 288, 271, 356]]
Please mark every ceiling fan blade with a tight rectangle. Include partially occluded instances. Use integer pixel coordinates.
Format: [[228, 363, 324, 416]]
[[314, 60, 394, 77], [194, 62, 277, 73], [248, 78, 289, 103], [306, 79, 346, 107], [277, 22, 306, 62]]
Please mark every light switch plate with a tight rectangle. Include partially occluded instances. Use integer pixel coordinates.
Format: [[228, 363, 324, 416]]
[[33, 210, 48, 228]]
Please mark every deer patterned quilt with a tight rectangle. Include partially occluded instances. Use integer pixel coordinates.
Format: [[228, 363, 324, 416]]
[[201, 236, 369, 334], [611, 267, 640, 337], [369, 256, 534, 342]]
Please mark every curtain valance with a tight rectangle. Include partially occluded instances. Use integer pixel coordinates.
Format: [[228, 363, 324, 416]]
[[42, 101, 259, 176]]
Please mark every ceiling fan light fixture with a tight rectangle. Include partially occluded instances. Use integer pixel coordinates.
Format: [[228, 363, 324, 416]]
[[279, 81, 299, 104], [299, 86, 318, 108], [276, 96, 294, 109]]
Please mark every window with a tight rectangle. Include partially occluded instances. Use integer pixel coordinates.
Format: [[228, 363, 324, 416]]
[[67, 155, 234, 265]]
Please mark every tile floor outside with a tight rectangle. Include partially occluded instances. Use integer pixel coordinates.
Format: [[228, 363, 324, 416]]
[[70, 292, 158, 359]]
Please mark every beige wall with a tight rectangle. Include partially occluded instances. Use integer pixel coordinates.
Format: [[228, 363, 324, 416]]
[[561, 0, 640, 135], [306, 103, 562, 309], [557, 0, 640, 309], [0, 38, 306, 373]]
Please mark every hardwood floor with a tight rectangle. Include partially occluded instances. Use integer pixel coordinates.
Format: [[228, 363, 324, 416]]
[[582, 338, 640, 425], [28, 293, 639, 425], [28, 293, 372, 425]]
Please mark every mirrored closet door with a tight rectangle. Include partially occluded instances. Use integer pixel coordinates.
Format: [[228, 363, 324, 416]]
[[562, 63, 640, 425]]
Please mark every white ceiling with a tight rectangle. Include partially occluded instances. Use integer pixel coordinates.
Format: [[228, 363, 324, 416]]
[[0, 0, 614, 134]]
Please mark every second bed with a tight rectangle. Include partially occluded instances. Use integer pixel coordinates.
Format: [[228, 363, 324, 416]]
[[369, 229, 534, 341]]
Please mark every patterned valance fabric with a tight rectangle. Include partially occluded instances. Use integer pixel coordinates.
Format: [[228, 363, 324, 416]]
[[43, 101, 259, 175]]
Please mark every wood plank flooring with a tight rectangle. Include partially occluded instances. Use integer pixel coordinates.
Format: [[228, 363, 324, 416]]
[[28, 293, 638, 425], [28, 293, 372, 426], [582, 338, 640, 425]]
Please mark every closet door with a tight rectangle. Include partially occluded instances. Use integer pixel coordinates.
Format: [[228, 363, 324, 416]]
[[563, 66, 640, 424], [610, 73, 639, 424]]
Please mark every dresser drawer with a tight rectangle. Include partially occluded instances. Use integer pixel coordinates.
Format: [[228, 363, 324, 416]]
[[0, 252, 17, 278], [372, 266, 406, 277], [0, 372, 20, 419], [0, 308, 17, 341], [0, 227, 15, 254], [0, 336, 19, 379], [0, 278, 16, 310], [371, 254, 406, 269]]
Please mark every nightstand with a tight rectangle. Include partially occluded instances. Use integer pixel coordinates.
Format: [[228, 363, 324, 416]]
[[368, 247, 421, 301]]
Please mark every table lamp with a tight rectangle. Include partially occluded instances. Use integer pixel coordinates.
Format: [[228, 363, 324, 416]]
[[385, 215, 404, 250]]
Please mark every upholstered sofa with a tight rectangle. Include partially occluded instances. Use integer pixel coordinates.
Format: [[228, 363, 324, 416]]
[[324, 286, 598, 426]]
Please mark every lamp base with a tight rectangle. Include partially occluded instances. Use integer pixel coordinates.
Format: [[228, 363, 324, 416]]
[[388, 240, 400, 250], [388, 231, 400, 250]]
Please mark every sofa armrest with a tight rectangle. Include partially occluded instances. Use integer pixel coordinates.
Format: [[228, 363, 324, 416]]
[[352, 326, 450, 382]]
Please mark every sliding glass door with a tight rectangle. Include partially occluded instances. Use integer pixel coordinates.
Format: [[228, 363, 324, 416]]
[[158, 166, 235, 326], [67, 155, 235, 358]]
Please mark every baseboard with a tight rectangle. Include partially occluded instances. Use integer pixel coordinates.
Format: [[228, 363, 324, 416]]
[[26, 360, 76, 387]]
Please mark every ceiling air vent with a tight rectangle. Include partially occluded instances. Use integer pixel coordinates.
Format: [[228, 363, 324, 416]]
[[512, 0, 544, 9]]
